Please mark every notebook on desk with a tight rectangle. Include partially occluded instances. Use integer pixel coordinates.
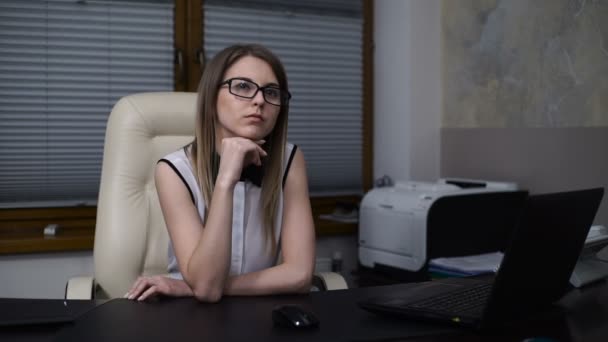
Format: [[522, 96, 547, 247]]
[[359, 188, 604, 329]]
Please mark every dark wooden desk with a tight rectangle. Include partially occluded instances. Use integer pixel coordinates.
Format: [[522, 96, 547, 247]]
[[3, 279, 608, 342]]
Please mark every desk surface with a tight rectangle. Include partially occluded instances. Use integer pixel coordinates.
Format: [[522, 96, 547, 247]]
[[3, 278, 608, 342]]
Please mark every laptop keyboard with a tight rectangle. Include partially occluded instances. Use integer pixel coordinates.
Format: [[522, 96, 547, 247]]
[[406, 282, 493, 317]]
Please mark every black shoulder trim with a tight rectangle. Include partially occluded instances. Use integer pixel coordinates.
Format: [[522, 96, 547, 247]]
[[282, 145, 298, 189], [158, 159, 195, 204]]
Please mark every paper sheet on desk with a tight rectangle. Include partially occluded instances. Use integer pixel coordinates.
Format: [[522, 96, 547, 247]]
[[319, 213, 359, 223], [429, 251, 504, 275]]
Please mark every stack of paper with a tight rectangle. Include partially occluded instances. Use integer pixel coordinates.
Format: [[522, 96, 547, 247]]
[[428, 251, 504, 277]]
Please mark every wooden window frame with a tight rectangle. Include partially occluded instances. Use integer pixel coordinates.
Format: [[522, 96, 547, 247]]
[[0, 207, 96, 254], [0, 0, 373, 255]]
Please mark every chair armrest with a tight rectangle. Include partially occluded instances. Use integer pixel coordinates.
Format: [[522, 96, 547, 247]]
[[312, 272, 348, 291], [66, 276, 96, 300]]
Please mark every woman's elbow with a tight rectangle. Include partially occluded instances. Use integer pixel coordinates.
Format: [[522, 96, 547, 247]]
[[292, 269, 313, 293], [192, 284, 223, 303], [184, 267, 224, 302]]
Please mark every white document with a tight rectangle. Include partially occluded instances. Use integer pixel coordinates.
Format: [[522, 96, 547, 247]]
[[429, 251, 504, 274]]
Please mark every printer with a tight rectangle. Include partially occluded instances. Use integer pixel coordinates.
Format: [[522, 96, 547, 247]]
[[358, 178, 518, 272]]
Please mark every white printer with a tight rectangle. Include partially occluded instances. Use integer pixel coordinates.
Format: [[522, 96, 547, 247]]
[[358, 178, 518, 272]]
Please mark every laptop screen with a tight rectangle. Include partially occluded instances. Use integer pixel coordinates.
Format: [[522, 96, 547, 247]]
[[0, 298, 96, 327], [483, 188, 604, 324]]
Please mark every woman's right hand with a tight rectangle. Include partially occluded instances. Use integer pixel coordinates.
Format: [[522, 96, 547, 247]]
[[125, 275, 194, 301], [215, 137, 267, 188]]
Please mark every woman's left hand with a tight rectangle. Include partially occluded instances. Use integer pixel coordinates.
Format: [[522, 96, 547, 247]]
[[125, 275, 194, 301]]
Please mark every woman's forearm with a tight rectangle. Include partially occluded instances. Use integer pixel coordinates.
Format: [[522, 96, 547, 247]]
[[223, 263, 313, 296], [186, 182, 235, 302]]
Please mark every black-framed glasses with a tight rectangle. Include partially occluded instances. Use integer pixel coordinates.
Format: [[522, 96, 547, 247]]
[[220, 78, 291, 106]]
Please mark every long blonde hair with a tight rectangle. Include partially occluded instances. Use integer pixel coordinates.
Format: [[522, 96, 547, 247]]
[[191, 44, 290, 256]]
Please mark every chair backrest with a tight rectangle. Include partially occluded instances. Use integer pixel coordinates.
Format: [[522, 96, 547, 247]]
[[94, 92, 197, 298]]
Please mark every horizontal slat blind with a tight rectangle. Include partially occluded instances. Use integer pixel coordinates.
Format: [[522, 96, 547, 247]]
[[0, 0, 173, 207], [204, 2, 363, 195]]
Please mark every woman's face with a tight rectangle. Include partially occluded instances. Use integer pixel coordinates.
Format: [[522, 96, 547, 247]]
[[215, 56, 281, 143]]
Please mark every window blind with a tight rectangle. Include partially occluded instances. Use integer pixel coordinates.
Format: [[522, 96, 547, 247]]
[[203, 1, 363, 195], [0, 0, 174, 207]]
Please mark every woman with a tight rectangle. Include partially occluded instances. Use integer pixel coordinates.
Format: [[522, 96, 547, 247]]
[[125, 44, 315, 302]]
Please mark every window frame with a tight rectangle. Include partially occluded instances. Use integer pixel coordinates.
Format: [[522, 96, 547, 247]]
[[0, 0, 373, 255]]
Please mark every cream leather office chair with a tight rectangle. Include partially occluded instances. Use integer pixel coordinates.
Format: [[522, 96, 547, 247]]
[[66, 92, 346, 299]]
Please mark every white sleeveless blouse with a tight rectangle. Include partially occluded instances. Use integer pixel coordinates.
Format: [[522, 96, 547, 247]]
[[160, 143, 297, 279]]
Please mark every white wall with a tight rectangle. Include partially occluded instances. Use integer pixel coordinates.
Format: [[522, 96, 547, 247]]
[[374, 0, 412, 182], [374, 0, 441, 182], [0, 251, 93, 299]]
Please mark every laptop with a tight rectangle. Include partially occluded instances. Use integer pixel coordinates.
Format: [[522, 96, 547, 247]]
[[358, 188, 604, 329], [0, 298, 96, 327]]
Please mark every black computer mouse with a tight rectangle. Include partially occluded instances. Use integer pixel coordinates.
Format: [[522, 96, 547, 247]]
[[272, 304, 319, 329]]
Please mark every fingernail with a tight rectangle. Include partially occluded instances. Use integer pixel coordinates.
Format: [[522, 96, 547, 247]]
[[128, 294, 134, 300], [123, 292, 129, 298]]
